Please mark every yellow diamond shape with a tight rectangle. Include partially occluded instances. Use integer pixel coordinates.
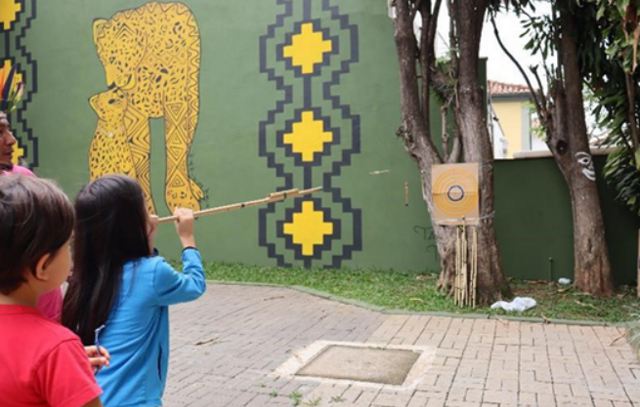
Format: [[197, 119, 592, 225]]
[[283, 22, 332, 75], [0, 0, 21, 31], [283, 201, 334, 256], [11, 139, 23, 165], [283, 111, 333, 162]]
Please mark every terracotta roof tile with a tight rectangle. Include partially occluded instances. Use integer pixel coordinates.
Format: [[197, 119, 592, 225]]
[[488, 80, 530, 96]]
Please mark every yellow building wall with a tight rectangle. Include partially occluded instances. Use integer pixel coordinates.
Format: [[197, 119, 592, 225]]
[[493, 101, 524, 158]]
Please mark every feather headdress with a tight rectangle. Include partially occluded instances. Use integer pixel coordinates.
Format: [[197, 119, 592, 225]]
[[0, 64, 24, 113]]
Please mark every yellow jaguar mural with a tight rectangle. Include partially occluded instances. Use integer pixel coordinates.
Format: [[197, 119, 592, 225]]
[[89, 1, 203, 213], [88, 87, 136, 180]]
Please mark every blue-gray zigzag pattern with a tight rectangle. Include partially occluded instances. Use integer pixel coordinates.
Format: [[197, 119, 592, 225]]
[[258, 0, 362, 268]]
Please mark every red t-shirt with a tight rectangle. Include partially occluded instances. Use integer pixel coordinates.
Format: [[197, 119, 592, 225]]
[[0, 304, 102, 407]]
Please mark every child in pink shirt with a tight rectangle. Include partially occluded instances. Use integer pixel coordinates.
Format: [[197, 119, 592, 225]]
[[5, 163, 34, 175]]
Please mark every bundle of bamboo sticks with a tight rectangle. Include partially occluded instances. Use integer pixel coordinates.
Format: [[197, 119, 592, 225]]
[[454, 224, 477, 308]]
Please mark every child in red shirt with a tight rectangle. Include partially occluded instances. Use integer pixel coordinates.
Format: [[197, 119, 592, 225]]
[[0, 175, 103, 407], [0, 111, 63, 321]]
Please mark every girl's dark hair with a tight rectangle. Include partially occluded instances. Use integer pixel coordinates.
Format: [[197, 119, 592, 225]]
[[0, 175, 75, 294], [62, 174, 151, 344]]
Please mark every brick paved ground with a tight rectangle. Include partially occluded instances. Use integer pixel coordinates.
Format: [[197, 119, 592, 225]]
[[163, 284, 640, 407]]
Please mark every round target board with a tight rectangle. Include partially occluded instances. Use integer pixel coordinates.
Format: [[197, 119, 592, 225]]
[[431, 163, 479, 225]]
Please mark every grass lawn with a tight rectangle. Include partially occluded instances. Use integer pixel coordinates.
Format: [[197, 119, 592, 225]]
[[204, 263, 640, 324]]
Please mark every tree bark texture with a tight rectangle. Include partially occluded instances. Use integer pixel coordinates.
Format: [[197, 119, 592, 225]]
[[394, 0, 456, 291], [449, 0, 509, 303], [545, 2, 613, 295], [393, 0, 509, 304]]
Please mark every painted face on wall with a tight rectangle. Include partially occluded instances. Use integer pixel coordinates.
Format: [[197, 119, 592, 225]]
[[0, 113, 17, 166], [575, 151, 596, 181]]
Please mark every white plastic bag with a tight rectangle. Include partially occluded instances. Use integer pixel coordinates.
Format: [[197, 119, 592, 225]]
[[490, 296, 537, 312]]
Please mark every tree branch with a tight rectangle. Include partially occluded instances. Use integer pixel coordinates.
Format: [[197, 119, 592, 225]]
[[438, 95, 460, 163], [447, 0, 458, 72], [441, 103, 449, 160], [625, 72, 640, 153], [419, 0, 431, 129], [448, 129, 461, 163], [393, 0, 443, 164], [552, 4, 564, 84], [530, 66, 548, 111], [419, 0, 444, 141], [490, 12, 543, 115]]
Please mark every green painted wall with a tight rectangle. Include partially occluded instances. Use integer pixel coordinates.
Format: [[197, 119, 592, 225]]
[[495, 156, 639, 284], [4, 0, 436, 271], [2, 0, 637, 284]]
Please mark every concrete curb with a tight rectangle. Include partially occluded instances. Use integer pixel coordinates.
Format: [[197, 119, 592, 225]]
[[205, 280, 626, 327]]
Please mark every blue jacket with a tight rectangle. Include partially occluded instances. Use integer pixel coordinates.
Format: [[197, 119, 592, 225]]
[[96, 248, 206, 406]]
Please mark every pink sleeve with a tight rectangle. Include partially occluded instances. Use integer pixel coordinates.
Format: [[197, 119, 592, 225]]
[[36, 288, 63, 322], [11, 165, 35, 176], [33, 338, 102, 407]]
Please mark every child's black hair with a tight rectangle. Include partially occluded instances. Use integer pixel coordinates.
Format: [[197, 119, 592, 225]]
[[0, 175, 75, 294], [62, 174, 151, 344]]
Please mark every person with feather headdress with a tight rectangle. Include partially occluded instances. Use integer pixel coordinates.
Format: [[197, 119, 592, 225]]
[[0, 64, 28, 175], [0, 64, 63, 321]]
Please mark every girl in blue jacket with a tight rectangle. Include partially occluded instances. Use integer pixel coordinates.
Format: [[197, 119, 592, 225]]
[[62, 174, 206, 407]]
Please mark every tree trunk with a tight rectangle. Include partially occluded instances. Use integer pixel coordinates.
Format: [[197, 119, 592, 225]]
[[546, 2, 613, 295], [392, 0, 459, 295], [415, 168, 458, 292], [450, 0, 509, 303], [567, 177, 613, 294], [392, 0, 510, 304]]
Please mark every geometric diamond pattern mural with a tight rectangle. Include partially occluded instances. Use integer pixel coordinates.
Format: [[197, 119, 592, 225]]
[[259, 0, 362, 268], [283, 22, 333, 75], [1, 0, 37, 169], [283, 200, 334, 256], [0, 0, 21, 31], [282, 110, 333, 163]]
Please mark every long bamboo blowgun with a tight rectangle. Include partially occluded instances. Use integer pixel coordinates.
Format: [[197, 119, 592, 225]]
[[157, 186, 323, 224]]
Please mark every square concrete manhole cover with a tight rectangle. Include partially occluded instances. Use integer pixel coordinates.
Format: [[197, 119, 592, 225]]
[[295, 345, 420, 385]]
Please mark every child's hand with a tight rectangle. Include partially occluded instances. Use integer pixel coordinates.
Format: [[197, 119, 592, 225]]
[[173, 207, 196, 248], [147, 214, 159, 252], [84, 345, 110, 373]]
